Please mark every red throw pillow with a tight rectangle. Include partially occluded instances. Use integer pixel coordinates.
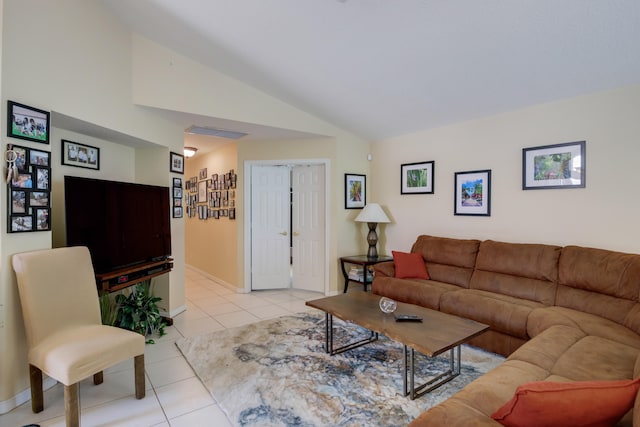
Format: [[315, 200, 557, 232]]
[[392, 251, 429, 279], [491, 378, 640, 427]]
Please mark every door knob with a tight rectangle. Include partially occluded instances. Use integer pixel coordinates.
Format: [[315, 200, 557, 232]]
[[293, 231, 300, 236], [279, 231, 288, 236]]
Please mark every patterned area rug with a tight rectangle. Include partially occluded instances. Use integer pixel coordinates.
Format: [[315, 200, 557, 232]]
[[175, 312, 503, 427]]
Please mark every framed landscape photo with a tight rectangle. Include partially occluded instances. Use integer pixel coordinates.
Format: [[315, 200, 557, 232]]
[[62, 139, 100, 170], [170, 152, 184, 174], [345, 173, 366, 209], [7, 101, 50, 144], [522, 141, 585, 190], [454, 169, 491, 216], [401, 161, 434, 194]]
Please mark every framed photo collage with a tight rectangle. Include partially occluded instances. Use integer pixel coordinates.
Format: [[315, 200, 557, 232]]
[[7, 144, 51, 232]]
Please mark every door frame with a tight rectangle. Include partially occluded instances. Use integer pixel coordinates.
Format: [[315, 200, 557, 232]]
[[243, 159, 331, 295]]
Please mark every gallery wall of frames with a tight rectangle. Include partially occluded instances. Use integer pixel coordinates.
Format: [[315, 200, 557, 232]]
[[184, 168, 237, 221]]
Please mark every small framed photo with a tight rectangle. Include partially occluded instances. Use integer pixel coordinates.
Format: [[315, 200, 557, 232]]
[[522, 141, 586, 190], [170, 152, 184, 174], [11, 190, 26, 214], [11, 173, 33, 189], [345, 173, 366, 209], [35, 168, 50, 190], [173, 187, 183, 198], [29, 149, 50, 167], [35, 208, 50, 231], [198, 180, 208, 203], [61, 139, 100, 170], [401, 161, 434, 194], [454, 169, 491, 216], [173, 198, 182, 207], [173, 177, 182, 187], [173, 206, 183, 218], [7, 101, 50, 144], [11, 145, 28, 172], [199, 168, 208, 180], [10, 215, 33, 232], [30, 191, 49, 207]]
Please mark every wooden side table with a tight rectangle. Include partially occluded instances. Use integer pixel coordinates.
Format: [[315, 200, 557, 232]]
[[339, 255, 393, 293]]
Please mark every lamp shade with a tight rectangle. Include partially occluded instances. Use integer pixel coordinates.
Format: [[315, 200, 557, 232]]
[[355, 203, 390, 223]]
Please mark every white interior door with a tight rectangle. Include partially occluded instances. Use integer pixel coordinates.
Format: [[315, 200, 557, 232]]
[[292, 165, 325, 292], [251, 165, 291, 290]]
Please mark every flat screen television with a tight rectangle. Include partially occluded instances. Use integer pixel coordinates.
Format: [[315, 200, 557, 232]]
[[64, 176, 172, 274]]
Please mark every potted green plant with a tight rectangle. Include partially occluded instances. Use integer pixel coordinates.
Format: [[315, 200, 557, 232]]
[[113, 279, 167, 344]]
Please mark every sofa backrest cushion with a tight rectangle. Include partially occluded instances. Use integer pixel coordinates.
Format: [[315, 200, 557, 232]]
[[410, 235, 480, 288], [470, 240, 561, 305], [558, 245, 640, 329]]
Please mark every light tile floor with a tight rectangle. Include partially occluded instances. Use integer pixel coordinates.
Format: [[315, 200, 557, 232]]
[[0, 267, 323, 427]]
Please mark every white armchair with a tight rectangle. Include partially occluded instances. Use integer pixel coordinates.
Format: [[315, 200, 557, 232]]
[[12, 246, 145, 427]]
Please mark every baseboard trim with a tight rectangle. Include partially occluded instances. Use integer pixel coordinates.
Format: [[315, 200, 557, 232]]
[[185, 265, 245, 293], [0, 377, 57, 415], [160, 304, 186, 320]]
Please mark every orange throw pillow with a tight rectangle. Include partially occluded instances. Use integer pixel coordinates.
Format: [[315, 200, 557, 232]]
[[392, 251, 429, 279], [491, 378, 640, 427]]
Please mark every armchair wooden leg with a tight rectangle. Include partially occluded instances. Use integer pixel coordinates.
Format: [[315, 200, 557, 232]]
[[134, 354, 145, 399], [93, 371, 104, 385], [64, 383, 80, 427], [29, 364, 44, 413]]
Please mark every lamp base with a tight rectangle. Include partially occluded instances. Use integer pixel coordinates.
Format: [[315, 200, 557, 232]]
[[366, 222, 379, 259]]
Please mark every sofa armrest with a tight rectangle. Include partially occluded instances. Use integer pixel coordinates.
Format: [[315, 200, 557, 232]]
[[373, 261, 395, 278]]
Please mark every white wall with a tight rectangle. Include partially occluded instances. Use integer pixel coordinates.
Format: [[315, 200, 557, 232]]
[[371, 85, 640, 254]]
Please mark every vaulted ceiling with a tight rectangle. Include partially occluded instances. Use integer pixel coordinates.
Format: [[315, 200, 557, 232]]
[[103, 0, 640, 142]]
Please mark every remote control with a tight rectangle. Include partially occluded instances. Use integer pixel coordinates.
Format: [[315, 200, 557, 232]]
[[394, 314, 423, 322]]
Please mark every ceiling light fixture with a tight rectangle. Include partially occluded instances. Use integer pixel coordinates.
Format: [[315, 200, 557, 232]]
[[183, 146, 198, 158]]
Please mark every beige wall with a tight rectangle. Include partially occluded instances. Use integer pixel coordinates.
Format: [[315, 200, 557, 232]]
[[0, 0, 185, 409], [184, 143, 239, 287], [370, 85, 640, 254]]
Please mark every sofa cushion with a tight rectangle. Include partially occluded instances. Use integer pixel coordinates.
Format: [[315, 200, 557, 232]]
[[371, 276, 459, 310], [491, 378, 640, 427], [410, 235, 480, 288], [507, 324, 587, 373], [528, 306, 640, 350], [392, 251, 429, 279], [551, 335, 640, 382], [409, 358, 547, 427], [470, 240, 560, 305], [557, 246, 640, 331], [440, 289, 544, 339]]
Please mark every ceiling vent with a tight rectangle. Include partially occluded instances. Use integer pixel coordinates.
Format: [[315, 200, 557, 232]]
[[185, 125, 248, 140]]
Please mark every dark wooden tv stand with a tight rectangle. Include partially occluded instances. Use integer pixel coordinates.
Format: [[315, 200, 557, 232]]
[[95, 258, 174, 294]]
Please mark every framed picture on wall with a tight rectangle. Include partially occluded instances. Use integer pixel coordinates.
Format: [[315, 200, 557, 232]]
[[170, 152, 184, 174], [198, 180, 208, 203], [522, 141, 586, 190], [61, 139, 100, 170], [7, 144, 52, 233], [345, 173, 366, 209], [401, 161, 434, 194], [7, 101, 50, 144], [454, 169, 491, 216]]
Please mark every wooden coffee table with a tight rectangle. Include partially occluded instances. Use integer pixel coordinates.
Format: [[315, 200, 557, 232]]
[[305, 292, 489, 399]]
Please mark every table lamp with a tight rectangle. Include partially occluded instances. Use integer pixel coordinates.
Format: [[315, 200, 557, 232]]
[[355, 203, 391, 258]]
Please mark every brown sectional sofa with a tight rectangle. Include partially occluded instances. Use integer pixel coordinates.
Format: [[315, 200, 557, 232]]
[[372, 235, 640, 426]]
